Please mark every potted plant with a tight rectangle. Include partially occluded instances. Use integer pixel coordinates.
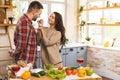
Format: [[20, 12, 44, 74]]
[[85, 36, 91, 42]]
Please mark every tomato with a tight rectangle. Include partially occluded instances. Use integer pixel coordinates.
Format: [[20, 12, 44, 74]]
[[66, 69, 72, 75], [72, 69, 78, 75], [58, 66, 63, 70], [65, 67, 70, 72]]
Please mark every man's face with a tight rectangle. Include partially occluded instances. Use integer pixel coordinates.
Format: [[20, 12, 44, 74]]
[[32, 9, 42, 21]]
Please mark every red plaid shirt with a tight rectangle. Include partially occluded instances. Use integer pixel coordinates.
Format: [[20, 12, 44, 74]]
[[14, 14, 37, 66]]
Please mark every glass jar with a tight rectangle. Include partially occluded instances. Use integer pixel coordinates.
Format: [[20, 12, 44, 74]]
[[5, 0, 10, 5], [0, 0, 2, 5]]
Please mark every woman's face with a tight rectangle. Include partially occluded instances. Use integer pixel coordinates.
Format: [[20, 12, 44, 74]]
[[48, 13, 55, 25]]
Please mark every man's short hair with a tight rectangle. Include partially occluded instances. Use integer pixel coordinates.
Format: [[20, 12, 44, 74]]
[[27, 1, 43, 12]]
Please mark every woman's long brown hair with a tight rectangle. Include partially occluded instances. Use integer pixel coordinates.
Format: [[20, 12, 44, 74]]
[[54, 12, 66, 47]]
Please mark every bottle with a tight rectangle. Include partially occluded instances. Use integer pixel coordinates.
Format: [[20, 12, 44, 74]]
[[10, 0, 12, 6], [5, 0, 10, 5], [92, 39, 96, 45], [106, 1, 110, 7]]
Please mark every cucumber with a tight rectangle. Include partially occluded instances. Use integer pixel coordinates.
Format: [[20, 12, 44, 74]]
[[31, 73, 41, 77], [38, 71, 46, 76]]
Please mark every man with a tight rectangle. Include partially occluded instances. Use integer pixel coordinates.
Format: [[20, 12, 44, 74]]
[[14, 1, 43, 68]]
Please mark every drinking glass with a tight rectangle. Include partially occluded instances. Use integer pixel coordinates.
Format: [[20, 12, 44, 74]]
[[76, 57, 84, 68], [11, 65, 20, 79]]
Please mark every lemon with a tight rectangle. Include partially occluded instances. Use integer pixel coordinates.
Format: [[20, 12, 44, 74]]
[[104, 41, 110, 47]]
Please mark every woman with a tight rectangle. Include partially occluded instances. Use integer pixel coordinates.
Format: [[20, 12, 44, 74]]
[[37, 12, 66, 67]]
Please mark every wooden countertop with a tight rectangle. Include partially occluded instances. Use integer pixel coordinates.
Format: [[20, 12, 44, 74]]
[[30, 73, 102, 80], [10, 74, 102, 80]]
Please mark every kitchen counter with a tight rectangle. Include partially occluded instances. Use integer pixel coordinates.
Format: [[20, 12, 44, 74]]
[[89, 45, 120, 51], [10, 74, 102, 80], [30, 73, 102, 80], [38, 42, 120, 51], [64, 43, 120, 51], [37, 43, 87, 51]]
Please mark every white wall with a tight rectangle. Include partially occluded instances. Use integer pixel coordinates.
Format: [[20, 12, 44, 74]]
[[66, 0, 78, 43]]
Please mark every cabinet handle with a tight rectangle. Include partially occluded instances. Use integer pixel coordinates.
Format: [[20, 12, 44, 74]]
[[59, 50, 61, 53], [63, 53, 67, 55], [77, 52, 79, 53], [70, 48, 73, 51], [63, 53, 68, 55], [66, 53, 68, 55], [81, 47, 84, 50]]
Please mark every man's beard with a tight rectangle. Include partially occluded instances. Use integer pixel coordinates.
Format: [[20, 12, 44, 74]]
[[32, 16, 37, 21]]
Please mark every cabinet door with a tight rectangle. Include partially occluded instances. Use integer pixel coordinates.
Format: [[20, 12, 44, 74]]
[[59, 49, 66, 66], [65, 48, 77, 67], [76, 47, 87, 66], [37, 51, 43, 68]]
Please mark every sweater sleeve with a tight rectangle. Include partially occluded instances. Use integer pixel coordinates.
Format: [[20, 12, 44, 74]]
[[36, 30, 42, 44]]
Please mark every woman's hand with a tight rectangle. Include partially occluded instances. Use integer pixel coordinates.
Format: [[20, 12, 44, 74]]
[[37, 19, 44, 27], [37, 27, 44, 37]]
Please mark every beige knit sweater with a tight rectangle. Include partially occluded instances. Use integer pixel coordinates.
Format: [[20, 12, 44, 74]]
[[37, 27, 62, 67]]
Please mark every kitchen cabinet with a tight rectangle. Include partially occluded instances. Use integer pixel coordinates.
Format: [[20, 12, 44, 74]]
[[63, 48, 77, 67], [37, 46, 87, 68], [76, 47, 87, 66], [37, 50, 42, 68], [60, 46, 87, 67], [59, 48, 66, 66]]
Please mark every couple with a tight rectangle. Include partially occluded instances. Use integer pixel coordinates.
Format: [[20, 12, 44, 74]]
[[12, 1, 66, 68]]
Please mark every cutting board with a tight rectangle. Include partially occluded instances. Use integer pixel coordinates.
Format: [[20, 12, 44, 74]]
[[31, 76, 55, 80], [31, 75, 102, 80]]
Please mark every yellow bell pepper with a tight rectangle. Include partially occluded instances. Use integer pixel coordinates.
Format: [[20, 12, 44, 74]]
[[77, 69, 86, 77]]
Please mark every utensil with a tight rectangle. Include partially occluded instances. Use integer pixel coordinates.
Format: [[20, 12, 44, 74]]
[[111, 38, 116, 47]]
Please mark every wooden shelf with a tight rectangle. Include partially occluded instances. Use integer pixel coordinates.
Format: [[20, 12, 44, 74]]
[[0, 24, 16, 27], [0, 46, 10, 48], [0, 59, 13, 61], [86, 24, 120, 26], [0, 33, 7, 35], [0, 5, 16, 8], [83, 6, 120, 11]]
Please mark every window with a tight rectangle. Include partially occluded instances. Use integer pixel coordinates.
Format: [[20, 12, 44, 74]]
[[13, 0, 28, 23], [13, 0, 66, 28]]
